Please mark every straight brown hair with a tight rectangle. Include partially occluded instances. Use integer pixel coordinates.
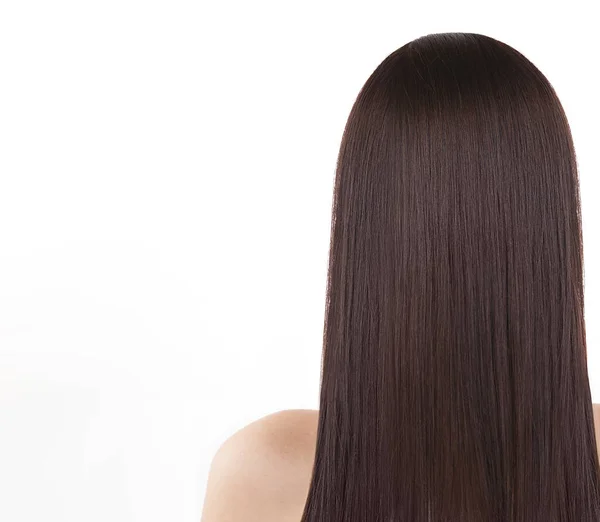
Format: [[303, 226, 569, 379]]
[[300, 32, 600, 521]]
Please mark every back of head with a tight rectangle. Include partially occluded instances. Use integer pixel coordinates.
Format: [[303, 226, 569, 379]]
[[301, 33, 600, 522]]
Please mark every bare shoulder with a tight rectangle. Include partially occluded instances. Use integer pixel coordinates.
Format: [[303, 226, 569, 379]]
[[201, 409, 319, 522]]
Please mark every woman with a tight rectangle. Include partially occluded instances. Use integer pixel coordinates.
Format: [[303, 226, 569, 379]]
[[201, 32, 600, 521]]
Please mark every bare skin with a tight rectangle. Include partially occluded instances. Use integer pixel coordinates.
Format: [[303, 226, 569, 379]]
[[201, 404, 600, 522]]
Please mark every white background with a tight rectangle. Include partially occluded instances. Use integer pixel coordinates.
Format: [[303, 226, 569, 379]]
[[0, 1, 598, 521]]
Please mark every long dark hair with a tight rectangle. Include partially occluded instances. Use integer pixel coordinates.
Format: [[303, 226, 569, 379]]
[[300, 32, 600, 522]]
